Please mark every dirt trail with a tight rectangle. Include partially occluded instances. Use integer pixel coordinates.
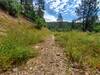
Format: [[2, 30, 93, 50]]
[[1, 35, 100, 75], [1, 35, 67, 75]]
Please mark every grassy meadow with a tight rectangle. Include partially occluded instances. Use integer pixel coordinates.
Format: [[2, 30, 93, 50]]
[[55, 31, 100, 69]]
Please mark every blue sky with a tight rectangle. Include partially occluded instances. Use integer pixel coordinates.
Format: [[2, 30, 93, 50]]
[[44, 0, 100, 22]]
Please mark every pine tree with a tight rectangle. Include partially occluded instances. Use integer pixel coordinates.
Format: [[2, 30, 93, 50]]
[[57, 13, 63, 28], [76, 0, 99, 32], [37, 0, 45, 18], [57, 13, 63, 22], [20, 0, 33, 4]]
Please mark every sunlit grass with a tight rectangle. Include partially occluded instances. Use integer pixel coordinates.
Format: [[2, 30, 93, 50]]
[[0, 27, 50, 71], [0, 12, 50, 71], [55, 31, 100, 68]]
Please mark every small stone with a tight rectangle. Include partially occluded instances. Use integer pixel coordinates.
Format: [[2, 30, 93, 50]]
[[56, 64, 59, 67], [96, 69, 100, 74], [72, 62, 81, 69], [50, 61, 54, 63], [35, 46, 39, 49], [12, 67, 18, 72], [29, 67, 33, 70], [56, 53, 60, 56], [85, 72, 89, 75]]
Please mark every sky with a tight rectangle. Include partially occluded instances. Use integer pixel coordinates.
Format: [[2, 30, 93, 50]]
[[44, 0, 100, 22]]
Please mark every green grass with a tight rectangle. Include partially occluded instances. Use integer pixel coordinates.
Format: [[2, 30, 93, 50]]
[[55, 31, 100, 68], [0, 26, 50, 71], [0, 11, 50, 71]]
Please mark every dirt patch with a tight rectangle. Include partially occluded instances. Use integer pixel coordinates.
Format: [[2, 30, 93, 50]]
[[0, 35, 67, 75]]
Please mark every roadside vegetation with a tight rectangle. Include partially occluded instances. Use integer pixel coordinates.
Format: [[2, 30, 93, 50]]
[[0, 27, 49, 71], [0, 10, 50, 71], [55, 31, 100, 69]]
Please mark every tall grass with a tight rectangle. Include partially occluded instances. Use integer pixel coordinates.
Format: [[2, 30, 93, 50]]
[[0, 10, 50, 71], [0, 25, 50, 71], [55, 31, 100, 68]]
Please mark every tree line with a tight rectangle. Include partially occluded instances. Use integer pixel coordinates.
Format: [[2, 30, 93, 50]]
[[76, 0, 99, 32]]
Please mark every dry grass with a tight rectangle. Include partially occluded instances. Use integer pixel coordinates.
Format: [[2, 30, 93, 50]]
[[0, 10, 50, 71], [55, 31, 100, 69]]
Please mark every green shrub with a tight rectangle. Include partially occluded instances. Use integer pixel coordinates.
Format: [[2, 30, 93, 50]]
[[0, 0, 9, 10], [0, 0, 22, 17], [22, 4, 36, 20], [35, 17, 46, 29], [8, 0, 22, 17], [94, 23, 100, 32], [24, 10, 36, 20]]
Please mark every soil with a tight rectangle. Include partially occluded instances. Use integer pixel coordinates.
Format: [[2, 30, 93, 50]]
[[0, 35, 100, 75], [0, 35, 67, 75]]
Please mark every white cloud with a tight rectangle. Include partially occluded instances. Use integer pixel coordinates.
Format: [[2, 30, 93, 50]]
[[45, 0, 100, 21], [44, 11, 57, 22], [46, 0, 79, 14]]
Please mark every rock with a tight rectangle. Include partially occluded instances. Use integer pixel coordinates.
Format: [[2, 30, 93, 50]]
[[85, 72, 89, 75], [29, 67, 33, 70], [96, 69, 100, 74], [56, 53, 60, 56], [35, 46, 40, 49], [72, 62, 82, 69], [49, 61, 54, 63], [56, 64, 59, 67], [12, 67, 18, 72]]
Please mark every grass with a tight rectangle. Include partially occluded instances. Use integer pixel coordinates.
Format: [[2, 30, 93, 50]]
[[0, 26, 50, 71], [0, 11, 50, 71], [0, 27, 49, 71], [55, 31, 100, 69]]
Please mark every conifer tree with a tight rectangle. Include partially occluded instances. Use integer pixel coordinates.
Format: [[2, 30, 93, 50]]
[[37, 0, 45, 18], [76, 0, 99, 31], [57, 13, 63, 28]]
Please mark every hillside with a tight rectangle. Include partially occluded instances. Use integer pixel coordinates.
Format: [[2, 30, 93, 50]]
[[0, 10, 50, 73], [0, 9, 34, 30]]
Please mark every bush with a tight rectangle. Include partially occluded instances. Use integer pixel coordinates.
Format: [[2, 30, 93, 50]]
[[8, 0, 22, 17], [94, 23, 100, 32], [24, 9, 36, 21], [35, 17, 47, 29], [0, 0, 9, 10], [0, 0, 22, 17]]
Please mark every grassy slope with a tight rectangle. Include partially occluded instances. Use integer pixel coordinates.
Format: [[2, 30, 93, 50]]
[[55, 31, 100, 69], [0, 10, 50, 71]]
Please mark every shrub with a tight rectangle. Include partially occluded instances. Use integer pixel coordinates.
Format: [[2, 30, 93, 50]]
[[94, 23, 100, 32], [8, 0, 22, 17], [0, 0, 22, 17], [35, 17, 46, 29], [22, 4, 36, 20], [0, 0, 9, 10], [24, 9, 36, 20]]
